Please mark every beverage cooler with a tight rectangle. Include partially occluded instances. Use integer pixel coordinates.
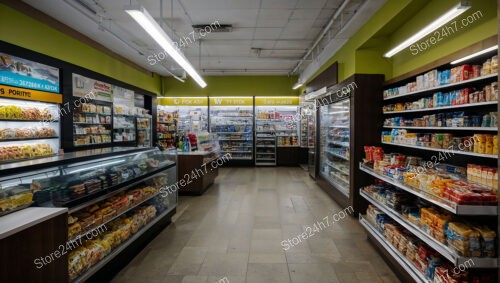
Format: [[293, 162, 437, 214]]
[[315, 74, 384, 213], [300, 102, 316, 178]]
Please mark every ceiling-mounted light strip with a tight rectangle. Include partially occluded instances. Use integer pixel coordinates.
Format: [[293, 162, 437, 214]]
[[384, 1, 471, 58], [125, 5, 207, 88], [451, 45, 498, 65], [292, 82, 303, 90]]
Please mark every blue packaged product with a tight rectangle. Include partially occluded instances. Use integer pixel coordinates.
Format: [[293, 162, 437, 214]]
[[443, 92, 450, 106], [437, 92, 443, 107]]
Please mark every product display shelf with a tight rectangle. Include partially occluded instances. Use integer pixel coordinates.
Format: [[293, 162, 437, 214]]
[[383, 73, 498, 101], [381, 141, 498, 159], [71, 206, 175, 283], [255, 135, 276, 166], [213, 131, 251, 134], [68, 190, 161, 243], [360, 189, 497, 267], [359, 215, 431, 283], [74, 122, 111, 126], [325, 150, 349, 161], [383, 126, 497, 131], [383, 101, 497, 114], [0, 136, 59, 142], [325, 160, 349, 175], [359, 163, 497, 215], [330, 125, 349, 129], [65, 163, 174, 212], [0, 119, 59, 122]]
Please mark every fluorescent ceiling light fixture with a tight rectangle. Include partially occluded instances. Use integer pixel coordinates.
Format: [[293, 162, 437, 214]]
[[292, 82, 303, 90], [384, 1, 471, 58], [451, 45, 498, 65], [125, 5, 207, 88]]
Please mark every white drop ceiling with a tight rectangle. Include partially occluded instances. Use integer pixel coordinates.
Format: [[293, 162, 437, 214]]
[[22, 0, 381, 77]]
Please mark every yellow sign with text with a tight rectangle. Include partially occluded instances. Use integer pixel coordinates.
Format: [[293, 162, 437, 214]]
[[255, 97, 299, 106], [0, 85, 62, 104], [158, 97, 208, 106], [209, 97, 253, 106]]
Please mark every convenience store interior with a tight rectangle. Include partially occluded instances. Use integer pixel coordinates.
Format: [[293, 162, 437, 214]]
[[0, 0, 499, 282]]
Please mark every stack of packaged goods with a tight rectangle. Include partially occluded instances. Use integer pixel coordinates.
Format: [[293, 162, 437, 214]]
[[381, 129, 498, 156], [384, 111, 497, 128], [364, 202, 497, 282], [68, 204, 158, 280], [383, 56, 498, 99]]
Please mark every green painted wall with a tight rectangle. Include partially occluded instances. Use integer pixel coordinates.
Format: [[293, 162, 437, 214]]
[[0, 3, 161, 94], [390, 0, 497, 77], [308, 0, 497, 84], [163, 76, 299, 97]]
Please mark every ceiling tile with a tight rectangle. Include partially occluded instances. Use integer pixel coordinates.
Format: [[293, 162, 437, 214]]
[[291, 9, 321, 20], [296, 0, 327, 9], [261, 0, 299, 9], [253, 28, 283, 40], [258, 9, 293, 20], [256, 19, 289, 28]]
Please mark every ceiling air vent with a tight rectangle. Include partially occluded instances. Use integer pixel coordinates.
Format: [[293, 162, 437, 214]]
[[192, 24, 232, 32]]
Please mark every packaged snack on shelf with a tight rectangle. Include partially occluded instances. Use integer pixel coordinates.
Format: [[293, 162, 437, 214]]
[[446, 222, 481, 257], [473, 226, 496, 257]]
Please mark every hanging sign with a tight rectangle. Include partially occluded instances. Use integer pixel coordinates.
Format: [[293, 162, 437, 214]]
[[0, 52, 60, 93], [158, 97, 208, 106], [255, 97, 299, 106], [209, 97, 253, 106], [0, 84, 62, 103], [72, 73, 113, 102]]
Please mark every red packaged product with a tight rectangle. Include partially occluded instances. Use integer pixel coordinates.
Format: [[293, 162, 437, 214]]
[[373, 147, 384, 161]]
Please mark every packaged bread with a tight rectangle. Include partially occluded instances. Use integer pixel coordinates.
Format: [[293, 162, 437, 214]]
[[446, 222, 481, 257], [473, 226, 496, 257]]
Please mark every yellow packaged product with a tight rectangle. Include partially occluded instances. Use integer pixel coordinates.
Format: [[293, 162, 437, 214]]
[[446, 222, 481, 257]]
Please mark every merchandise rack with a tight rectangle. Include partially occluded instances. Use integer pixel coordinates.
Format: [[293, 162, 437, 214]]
[[359, 215, 431, 283], [361, 47, 499, 282], [361, 189, 497, 267]]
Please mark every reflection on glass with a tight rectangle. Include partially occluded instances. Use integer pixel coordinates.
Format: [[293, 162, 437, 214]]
[[319, 99, 350, 197]]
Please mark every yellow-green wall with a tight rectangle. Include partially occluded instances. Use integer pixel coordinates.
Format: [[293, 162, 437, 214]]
[[0, 3, 161, 94], [163, 76, 299, 97], [308, 0, 497, 84]]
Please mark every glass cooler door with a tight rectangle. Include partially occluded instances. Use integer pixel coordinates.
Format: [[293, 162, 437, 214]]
[[319, 99, 350, 196]]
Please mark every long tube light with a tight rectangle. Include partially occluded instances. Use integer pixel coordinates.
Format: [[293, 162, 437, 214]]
[[292, 82, 303, 90], [451, 45, 498, 65], [384, 1, 471, 58], [125, 5, 207, 88]]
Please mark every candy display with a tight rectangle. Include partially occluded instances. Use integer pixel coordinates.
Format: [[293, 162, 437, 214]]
[[383, 83, 497, 113], [383, 57, 498, 99]]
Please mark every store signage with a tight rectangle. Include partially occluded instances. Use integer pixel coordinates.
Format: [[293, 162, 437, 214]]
[[0, 84, 62, 104], [255, 97, 299, 106], [0, 52, 60, 93], [113, 86, 135, 108], [72, 73, 113, 102], [159, 97, 208, 106], [209, 97, 253, 106]]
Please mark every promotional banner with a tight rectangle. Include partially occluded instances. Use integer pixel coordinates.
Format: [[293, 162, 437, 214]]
[[0, 52, 60, 93], [255, 96, 299, 106], [209, 97, 253, 106], [0, 84, 62, 104], [72, 73, 113, 102], [158, 97, 208, 106]]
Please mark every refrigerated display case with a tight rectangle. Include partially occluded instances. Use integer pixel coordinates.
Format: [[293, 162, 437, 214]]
[[210, 97, 254, 162], [0, 97, 60, 163], [319, 99, 350, 197], [300, 103, 316, 178], [0, 147, 177, 282], [315, 74, 384, 212]]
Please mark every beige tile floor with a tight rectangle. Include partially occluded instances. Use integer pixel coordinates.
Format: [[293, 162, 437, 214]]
[[112, 167, 401, 283]]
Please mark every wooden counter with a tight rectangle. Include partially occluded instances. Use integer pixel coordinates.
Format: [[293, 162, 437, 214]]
[[177, 150, 220, 195]]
